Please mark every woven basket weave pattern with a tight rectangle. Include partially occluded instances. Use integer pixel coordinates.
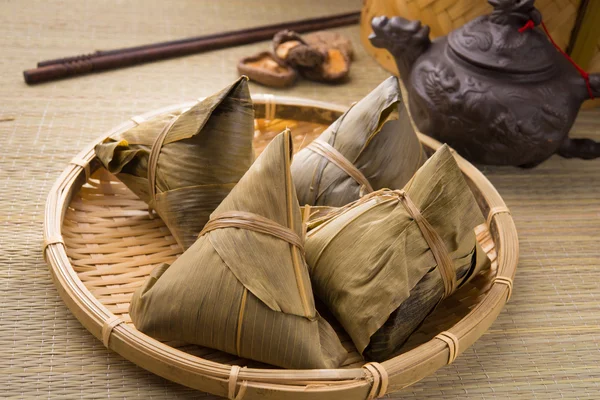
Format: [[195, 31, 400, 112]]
[[43, 97, 517, 399]]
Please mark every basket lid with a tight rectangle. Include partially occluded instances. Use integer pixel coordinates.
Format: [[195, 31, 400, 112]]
[[448, 0, 554, 74]]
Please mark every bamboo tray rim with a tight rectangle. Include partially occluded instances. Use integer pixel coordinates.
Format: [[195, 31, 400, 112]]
[[43, 94, 519, 399]]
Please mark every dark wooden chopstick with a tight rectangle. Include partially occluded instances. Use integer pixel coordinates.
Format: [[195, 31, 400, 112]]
[[24, 11, 360, 84], [37, 11, 360, 67]]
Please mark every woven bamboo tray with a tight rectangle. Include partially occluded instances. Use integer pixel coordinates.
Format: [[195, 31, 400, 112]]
[[43, 94, 518, 399]]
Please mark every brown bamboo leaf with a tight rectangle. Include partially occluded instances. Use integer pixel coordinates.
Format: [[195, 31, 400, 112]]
[[130, 131, 347, 369], [305, 145, 490, 359], [95, 77, 255, 250], [291, 76, 425, 207]]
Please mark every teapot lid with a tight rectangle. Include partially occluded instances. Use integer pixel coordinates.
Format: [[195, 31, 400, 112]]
[[448, 0, 554, 73]]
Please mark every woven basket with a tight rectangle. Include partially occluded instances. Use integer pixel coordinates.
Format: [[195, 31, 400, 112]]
[[43, 95, 518, 399], [360, 0, 582, 76]]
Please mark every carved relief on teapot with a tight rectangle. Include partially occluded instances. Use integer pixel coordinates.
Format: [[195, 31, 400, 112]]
[[369, 0, 599, 166]]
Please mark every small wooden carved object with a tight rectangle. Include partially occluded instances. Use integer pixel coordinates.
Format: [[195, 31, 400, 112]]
[[369, 0, 600, 167]]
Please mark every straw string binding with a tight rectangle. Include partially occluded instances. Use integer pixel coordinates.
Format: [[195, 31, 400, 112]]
[[394, 190, 457, 297], [102, 315, 124, 348], [435, 331, 460, 364], [235, 288, 248, 357], [519, 20, 594, 99], [307, 139, 374, 195], [306, 188, 457, 297], [227, 365, 248, 399], [264, 94, 276, 121], [306, 104, 356, 204], [201, 209, 309, 351], [42, 235, 64, 263], [69, 157, 90, 180], [362, 362, 388, 400], [487, 206, 511, 227], [301, 204, 312, 238], [147, 116, 179, 215], [199, 211, 304, 252], [493, 275, 514, 301]]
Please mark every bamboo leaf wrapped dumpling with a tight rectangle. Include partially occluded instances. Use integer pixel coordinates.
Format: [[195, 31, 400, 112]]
[[291, 76, 426, 207], [129, 130, 347, 369], [305, 145, 491, 361], [94, 77, 254, 250]]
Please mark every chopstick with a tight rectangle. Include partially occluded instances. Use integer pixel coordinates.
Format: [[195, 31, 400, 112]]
[[24, 11, 360, 85]]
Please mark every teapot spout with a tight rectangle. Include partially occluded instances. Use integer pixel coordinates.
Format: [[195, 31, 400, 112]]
[[369, 16, 431, 81], [558, 137, 600, 160]]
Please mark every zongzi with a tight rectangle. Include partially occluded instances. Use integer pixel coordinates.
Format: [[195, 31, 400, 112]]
[[291, 76, 426, 207], [305, 145, 491, 361], [129, 130, 347, 369], [95, 76, 254, 250]]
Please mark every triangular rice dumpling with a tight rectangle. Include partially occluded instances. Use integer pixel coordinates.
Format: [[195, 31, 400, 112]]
[[95, 77, 254, 250], [129, 130, 347, 369], [291, 76, 426, 207], [305, 145, 491, 361]]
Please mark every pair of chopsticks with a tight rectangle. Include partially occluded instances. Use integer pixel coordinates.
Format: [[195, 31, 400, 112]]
[[23, 11, 360, 85]]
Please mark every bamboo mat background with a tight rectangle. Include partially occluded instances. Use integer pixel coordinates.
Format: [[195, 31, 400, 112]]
[[1, 0, 599, 398]]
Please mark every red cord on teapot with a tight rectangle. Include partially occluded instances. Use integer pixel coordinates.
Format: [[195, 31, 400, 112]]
[[519, 19, 594, 99]]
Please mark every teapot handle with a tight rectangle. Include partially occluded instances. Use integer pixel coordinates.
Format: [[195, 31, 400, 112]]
[[589, 74, 600, 100]]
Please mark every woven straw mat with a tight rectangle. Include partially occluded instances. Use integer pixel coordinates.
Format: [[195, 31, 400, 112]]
[[1, 0, 599, 398]]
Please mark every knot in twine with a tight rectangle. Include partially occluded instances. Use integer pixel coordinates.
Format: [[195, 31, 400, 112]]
[[519, 19, 594, 99]]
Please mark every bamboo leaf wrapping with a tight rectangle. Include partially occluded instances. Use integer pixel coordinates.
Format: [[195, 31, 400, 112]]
[[129, 131, 347, 369], [291, 76, 426, 207], [94, 77, 254, 250], [305, 145, 491, 359]]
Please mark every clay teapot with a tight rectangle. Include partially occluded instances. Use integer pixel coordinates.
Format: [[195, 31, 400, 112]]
[[369, 0, 600, 167]]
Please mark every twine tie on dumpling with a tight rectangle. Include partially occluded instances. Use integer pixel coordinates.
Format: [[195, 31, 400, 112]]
[[519, 19, 594, 99], [146, 116, 179, 216], [331, 188, 458, 298], [362, 362, 388, 400], [307, 139, 374, 196], [199, 211, 304, 253], [199, 209, 309, 356], [393, 189, 457, 298]]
